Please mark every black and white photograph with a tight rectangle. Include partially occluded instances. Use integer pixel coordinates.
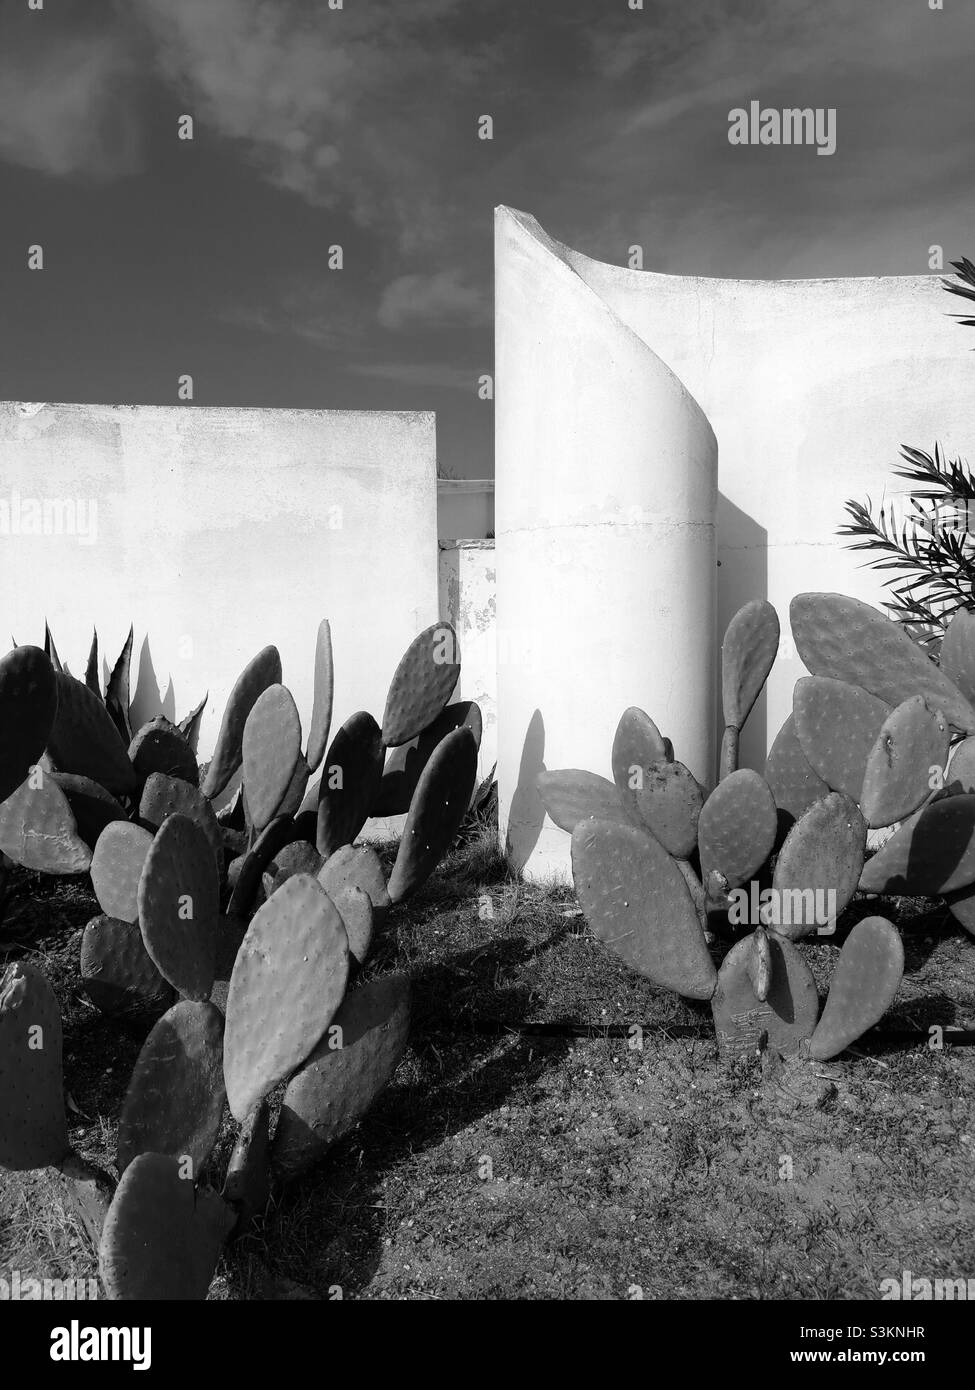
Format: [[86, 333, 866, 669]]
[[0, 0, 972, 1346]]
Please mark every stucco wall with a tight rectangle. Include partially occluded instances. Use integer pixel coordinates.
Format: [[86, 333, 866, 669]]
[[495, 206, 975, 879], [438, 539, 497, 782], [0, 402, 439, 789], [496, 208, 718, 881]]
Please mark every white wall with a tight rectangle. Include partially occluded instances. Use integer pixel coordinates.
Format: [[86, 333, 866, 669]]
[[0, 402, 439, 782], [550, 219, 974, 772], [495, 208, 718, 881], [495, 208, 975, 882], [438, 539, 496, 783]]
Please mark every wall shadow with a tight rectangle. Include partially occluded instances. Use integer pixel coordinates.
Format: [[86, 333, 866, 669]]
[[504, 707, 546, 873]]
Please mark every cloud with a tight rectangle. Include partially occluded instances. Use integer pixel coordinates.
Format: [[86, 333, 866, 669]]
[[377, 269, 489, 330], [348, 360, 481, 392], [0, 28, 143, 180]]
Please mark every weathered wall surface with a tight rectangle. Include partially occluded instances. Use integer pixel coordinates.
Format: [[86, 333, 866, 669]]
[[495, 207, 975, 878], [438, 539, 497, 782], [496, 208, 718, 881], [551, 220, 975, 772], [0, 402, 439, 791]]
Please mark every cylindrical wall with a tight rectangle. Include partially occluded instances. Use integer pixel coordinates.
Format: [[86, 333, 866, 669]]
[[495, 207, 717, 881]]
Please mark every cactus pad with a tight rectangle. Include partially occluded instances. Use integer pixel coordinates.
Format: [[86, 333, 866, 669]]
[[387, 725, 478, 903], [711, 933, 818, 1060], [698, 769, 777, 890], [0, 644, 59, 803], [242, 683, 302, 832], [381, 622, 460, 747], [223, 1098, 271, 1234], [273, 751, 310, 819], [201, 644, 282, 799], [316, 711, 385, 858], [944, 736, 975, 794], [305, 618, 334, 773], [99, 1152, 235, 1301], [633, 760, 705, 859], [858, 793, 975, 894], [771, 792, 866, 938], [116, 1000, 226, 1176], [137, 814, 218, 1002], [859, 696, 949, 828], [139, 772, 224, 876], [223, 874, 350, 1121], [720, 599, 779, 774], [272, 973, 411, 1181], [764, 713, 831, 836], [536, 769, 630, 834], [318, 844, 391, 926], [128, 717, 199, 787], [50, 772, 126, 850], [938, 607, 975, 707], [81, 915, 174, 1018], [0, 962, 69, 1169], [329, 884, 375, 965], [808, 916, 903, 1060], [91, 822, 154, 922], [0, 770, 91, 873], [374, 700, 482, 817], [571, 819, 717, 998], [48, 671, 138, 796], [790, 592, 975, 733], [793, 676, 890, 800], [611, 707, 668, 820]]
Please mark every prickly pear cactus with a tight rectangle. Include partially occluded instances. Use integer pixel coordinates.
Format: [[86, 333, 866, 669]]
[[859, 793, 975, 895], [859, 696, 949, 829], [374, 700, 482, 817], [611, 707, 668, 820], [793, 676, 891, 801], [91, 822, 154, 921], [272, 973, 411, 1181], [318, 844, 391, 926], [571, 819, 716, 999], [305, 619, 334, 773], [241, 683, 302, 833], [223, 874, 349, 1121], [720, 599, 780, 778], [0, 962, 69, 1170], [536, 769, 631, 833], [99, 1152, 234, 1301], [0, 644, 59, 803], [128, 717, 199, 787], [387, 725, 478, 903], [138, 814, 219, 1002], [0, 770, 91, 874], [48, 671, 138, 796], [809, 917, 904, 1061], [316, 711, 384, 858], [790, 592, 975, 733], [81, 915, 174, 1018], [771, 793, 866, 939], [201, 644, 282, 800], [632, 759, 705, 859], [711, 933, 819, 1061], [116, 1000, 226, 1176], [139, 772, 223, 876], [698, 770, 777, 892], [381, 623, 460, 748]]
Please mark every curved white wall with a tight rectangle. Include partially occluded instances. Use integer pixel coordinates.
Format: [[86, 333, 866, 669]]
[[496, 207, 975, 879], [496, 207, 718, 881]]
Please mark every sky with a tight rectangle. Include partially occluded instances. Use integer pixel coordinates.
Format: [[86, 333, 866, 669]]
[[1, 0, 972, 477]]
